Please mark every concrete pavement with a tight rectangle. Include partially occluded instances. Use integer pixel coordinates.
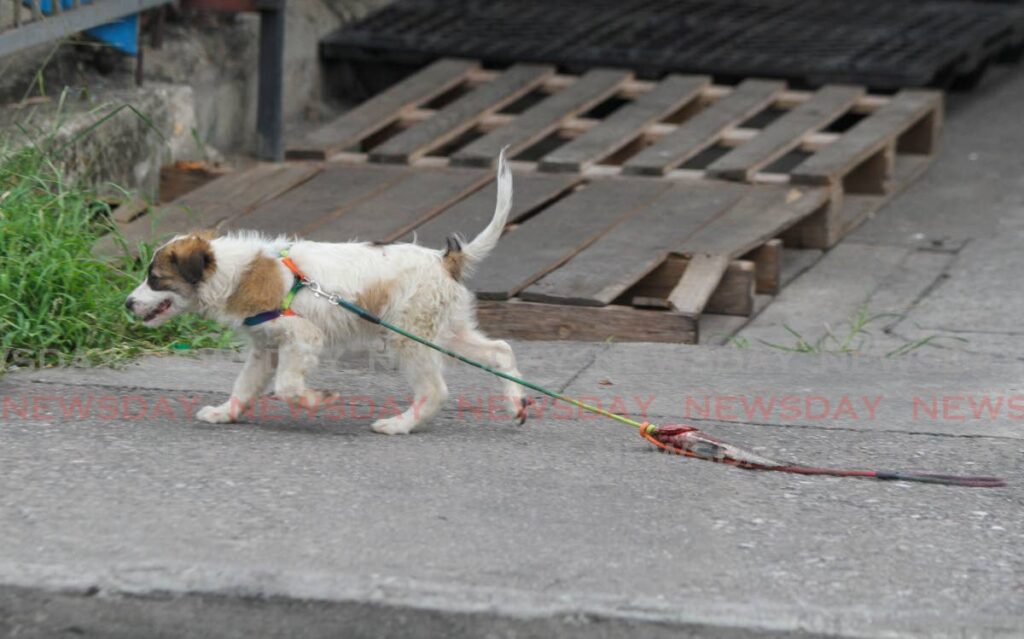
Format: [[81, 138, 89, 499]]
[[733, 66, 1024, 360], [2, 342, 1022, 637]]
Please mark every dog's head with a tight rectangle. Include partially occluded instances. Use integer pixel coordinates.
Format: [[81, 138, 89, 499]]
[[125, 232, 216, 327]]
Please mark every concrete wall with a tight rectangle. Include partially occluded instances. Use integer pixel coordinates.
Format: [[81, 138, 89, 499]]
[[144, 0, 388, 154]]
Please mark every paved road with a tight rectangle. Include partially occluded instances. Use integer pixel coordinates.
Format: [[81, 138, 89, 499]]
[[2, 341, 1022, 637]]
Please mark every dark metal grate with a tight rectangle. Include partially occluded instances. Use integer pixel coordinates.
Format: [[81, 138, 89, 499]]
[[322, 0, 1024, 90]]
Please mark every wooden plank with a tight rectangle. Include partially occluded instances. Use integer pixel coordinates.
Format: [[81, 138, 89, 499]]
[[227, 164, 411, 237], [631, 257, 755, 316], [286, 59, 478, 160], [471, 178, 672, 300], [667, 253, 731, 318], [96, 163, 319, 255], [625, 254, 691, 305], [623, 79, 786, 176], [538, 75, 710, 173], [678, 186, 832, 258], [707, 85, 865, 181], [399, 172, 579, 248], [307, 168, 491, 243], [519, 181, 746, 306], [634, 260, 757, 317], [450, 69, 632, 168], [706, 260, 755, 316], [791, 90, 941, 186], [370, 64, 555, 164], [749, 238, 782, 295], [476, 300, 695, 344]]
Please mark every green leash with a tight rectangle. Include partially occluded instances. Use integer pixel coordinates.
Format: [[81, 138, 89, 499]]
[[295, 270, 1005, 488]]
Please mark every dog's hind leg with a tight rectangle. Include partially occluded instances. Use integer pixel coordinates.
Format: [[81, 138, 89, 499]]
[[446, 326, 528, 424], [197, 345, 275, 423], [372, 344, 448, 435]]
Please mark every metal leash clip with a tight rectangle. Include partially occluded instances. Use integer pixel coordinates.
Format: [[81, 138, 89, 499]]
[[303, 277, 340, 305]]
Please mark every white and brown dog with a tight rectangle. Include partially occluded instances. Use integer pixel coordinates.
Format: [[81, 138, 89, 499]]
[[126, 151, 526, 434]]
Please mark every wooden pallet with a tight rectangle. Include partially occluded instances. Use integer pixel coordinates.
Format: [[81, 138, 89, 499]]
[[291, 59, 942, 249], [100, 60, 942, 344]]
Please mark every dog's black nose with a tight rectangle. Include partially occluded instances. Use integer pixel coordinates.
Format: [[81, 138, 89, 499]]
[[125, 297, 135, 312]]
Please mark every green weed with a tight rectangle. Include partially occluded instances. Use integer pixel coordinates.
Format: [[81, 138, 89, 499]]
[[750, 306, 965, 357], [0, 118, 236, 374]]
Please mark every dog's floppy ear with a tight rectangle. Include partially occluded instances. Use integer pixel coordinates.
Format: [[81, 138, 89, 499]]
[[170, 234, 215, 285]]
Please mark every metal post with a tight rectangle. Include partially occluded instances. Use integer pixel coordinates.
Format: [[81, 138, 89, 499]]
[[256, 0, 284, 162], [135, 30, 144, 86]]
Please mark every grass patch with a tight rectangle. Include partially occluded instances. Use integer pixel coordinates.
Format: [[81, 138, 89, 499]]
[[741, 307, 966, 357], [0, 136, 236, 374]]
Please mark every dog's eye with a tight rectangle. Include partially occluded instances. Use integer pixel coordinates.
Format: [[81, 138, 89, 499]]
[[147, 269, 171, 291]]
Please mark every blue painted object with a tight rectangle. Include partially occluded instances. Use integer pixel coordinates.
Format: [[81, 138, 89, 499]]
[[30, 0, 139, 55]]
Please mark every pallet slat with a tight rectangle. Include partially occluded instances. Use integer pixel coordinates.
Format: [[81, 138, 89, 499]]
[[95, 163, 319, 255], [667, 253, 731, 319], [750, 238, 782, 295], [707, 85, 865, 181], [679, 187, 831, 258], [623, 79, 786, 176], [705, 260, 756, 316], [791, 90, 942, 186], [519, 181, 746, 306], [630, 256, 755, 316], [370, 64, 555, 164], [307, 169, 491, 243], [451, 68, 632, 167], [470, 179, 672, 300], [229, 164, 410, 236], [539, 75, 710, 173], [476, 299, 696, 344], [400, 173, 579, 248], [287, 59, 478, 160]]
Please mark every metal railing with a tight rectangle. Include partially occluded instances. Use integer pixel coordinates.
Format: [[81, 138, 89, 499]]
[[0, 0, 171, 58]]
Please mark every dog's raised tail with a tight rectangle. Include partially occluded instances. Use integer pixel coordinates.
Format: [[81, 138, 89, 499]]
[[461, 147, 513, 268]]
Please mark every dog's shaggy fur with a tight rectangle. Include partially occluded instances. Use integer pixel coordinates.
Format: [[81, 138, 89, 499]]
[[126, 151, 525, 434]]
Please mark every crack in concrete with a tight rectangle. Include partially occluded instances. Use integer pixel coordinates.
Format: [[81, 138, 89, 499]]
[[882, 244, 964, 333], [556, 342, 613, 395]]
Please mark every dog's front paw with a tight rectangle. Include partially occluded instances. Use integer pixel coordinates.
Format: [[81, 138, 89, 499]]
[[197, 403, 236, 424], [372, 416, 414, 435]]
